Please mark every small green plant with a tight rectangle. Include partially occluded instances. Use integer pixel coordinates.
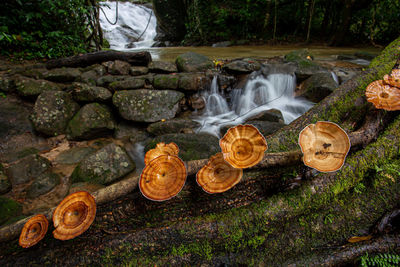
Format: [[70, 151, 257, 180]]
[[359, 252, 400, 267]]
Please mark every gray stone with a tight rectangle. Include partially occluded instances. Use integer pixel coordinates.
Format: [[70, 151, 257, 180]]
[[27, 172, 60, 198], [153, 74, 179, 90], [223, 59, 261, 74], [14, 76, 60, 97], [69, 182, 105, 195], [114, 122, 149, 143], [44, 67, 82, 82], [178, 73, 209, 91], [217, 74, 236, 90], [188, 95, 205, 110], [0, 164, 11, 194], [148, 61, 178, 73], [67, 103, 116, 140], [147, 118, 201, 136], [245, 109, 284, 123], [71, 82, 112, 102], [71, 143, 135, 185], [80, 70, 99, 85], [146, 133, 220, 161], [82, 64, 107, 75], [109, 77, 145, 90], [96, 75, 130, 87], [113, 89, 184, 122], [130, 66, 149, 76], [0, 74, 15, 92], [298, 72, 338, 102], [108, 60, 131, 75], [31, 91, 80, 136], [55, 147, 96, 165], [6, 154, 51, 186], [175, 52, 213, 72]]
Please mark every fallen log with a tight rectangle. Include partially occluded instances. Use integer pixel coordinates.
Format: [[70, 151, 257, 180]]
[[45, 51, 152, 69]]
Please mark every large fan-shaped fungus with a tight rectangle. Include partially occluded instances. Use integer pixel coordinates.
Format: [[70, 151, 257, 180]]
[[299, 121, 350, 172], [53, 191, 96, 240], [196, 152, 243, 193], [140, 155, 187, 201], [365, 80, 400, 110], [220, 124, 267, 169], [383, 69, 400, 88], [19, 214, 48, 248], [144, 142, 179, 165]]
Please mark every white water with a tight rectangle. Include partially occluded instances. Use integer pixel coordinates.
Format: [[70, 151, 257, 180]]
[[99, 1, 157, 50], [125, 142, 145, 175], [195, 70, 314, 137]]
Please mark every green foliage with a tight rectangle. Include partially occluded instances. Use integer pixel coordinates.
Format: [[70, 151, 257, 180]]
[[360, 253, 400, 267], [0, 0, 94, 59]]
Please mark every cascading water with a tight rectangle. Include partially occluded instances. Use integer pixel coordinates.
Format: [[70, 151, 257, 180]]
[[99, 1, 157, 49], [195, 67, 314, 136]]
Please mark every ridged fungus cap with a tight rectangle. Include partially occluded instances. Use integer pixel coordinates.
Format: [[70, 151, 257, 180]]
[[140, 155, 187, 201], [219, 124, 267, 169], [365, 80, 400, 111], [19, 214, 48, 248], [383, 69, 400, 88], [52, 191, 96, 240], [196, 152, 243, 193], [299, 121, 350, 172], [144, 142, 179, 165]]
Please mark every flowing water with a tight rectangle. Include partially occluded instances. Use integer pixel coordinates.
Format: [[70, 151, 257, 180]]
[[99, 1, 157, 49], [195, 67, 314, 137]]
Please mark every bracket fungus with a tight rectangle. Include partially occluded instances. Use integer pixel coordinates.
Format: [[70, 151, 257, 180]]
[[140, 155, 187, 201], [365, 80, 400, 110], [383, 69, 400, 88], [196, 152, 243, 193], [52, 191, 96, 240], [144, 142, 179, 165], [299, 121, 350, 172], [219, 124, 268, 169], [19, 214, 48, 248]]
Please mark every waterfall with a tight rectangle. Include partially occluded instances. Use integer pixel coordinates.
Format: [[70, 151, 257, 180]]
[[195, 68, 314, 136], [99, 1, 157, 50]]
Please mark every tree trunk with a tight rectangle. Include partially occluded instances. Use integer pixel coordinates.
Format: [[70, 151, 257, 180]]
[[1, 38, 400, 266]]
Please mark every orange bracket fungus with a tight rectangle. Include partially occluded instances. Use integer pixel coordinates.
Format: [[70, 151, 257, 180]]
[[52, 191, 96, 240], [19, 214, 49, 248], [365, 80, 400, 110], [383, 69, 400, 88], [196, 152, 243, 194], [140, 155, 187, 201], [219, 124, 268, 169], [299, 121, 350, 172], [144, 142, 179, 165]]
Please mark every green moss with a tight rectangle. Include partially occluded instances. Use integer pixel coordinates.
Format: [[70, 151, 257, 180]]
[[0, 196, 22, 226]]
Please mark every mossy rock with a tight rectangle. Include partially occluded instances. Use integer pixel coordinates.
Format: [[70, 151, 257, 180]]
[[147, 118, 201, 136], [0, 74, 16, 92], [148, 61, 178, 73], [299, 72, 338, 102], [0, 164, 11, 194], [0, 196, 22, 225], [55, 147, 96, 165], [153, 74, 179, 90], [44, 67, 81, 82], [223, 58, 261, 74], [175, 52, 213, 72], [26, 172, 60, 198], [6, 154, 51, 186], [14, 76, 60, 97], [109, 77, 145, 91], [70, 82, 112, 102]]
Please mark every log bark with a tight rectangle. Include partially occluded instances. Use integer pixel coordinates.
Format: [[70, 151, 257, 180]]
[[45, 51, 152, 69]]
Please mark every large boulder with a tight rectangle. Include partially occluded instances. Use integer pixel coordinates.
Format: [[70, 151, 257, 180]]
[[147, 118, 201, 135], [26, 172, 60, 198], [145, 133, 220, 161], [70, 82, 112, 102], [79, 64, 107, 85], [284, 49, 328, 81], [107, 60, 131, 75], [96, 75, 130, 87], [178, 73, 209, 91], [153, 74, 179, 90], [175, 52, 213, 72], [55, 147, 96, 165], [245, 109, 284, 123], [66, 103, 116, 140], [113, 89, 184, 122], [71, 143, 135, 185], [130, 66, 149, 76], [109, 77, 145, 91], [31, 91, 80, 136], [298, 72, 338, 102], [44, 67, 81, 82], [6, 154, 51, 186], [114, 122, 149, 143], [223, 59, 261, 74], [148, 61, 178, 73], [14, 76, 60, 97]]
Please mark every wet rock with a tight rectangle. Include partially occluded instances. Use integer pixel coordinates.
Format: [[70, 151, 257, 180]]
[[148, 61, 178, 73], [223, 58, 261, 74], [0, 164, 11, 194], [96, 75, 130, 87], [147, 118, 201, 136], [212, 41, 232, 47], [109, 77, 145, 90], [217, 74, 236, 90], [294, 63, 329, 82], [245, 120, 285, 137], [18, 68, 47, 80], [0, 74, 16, 92], [44, 67, 82, 82], [188, 95, 206, 110], [130, 66, 149, 76], [175, 52, 213, 72], [113, 89, 184, 122], [284, 49, 314, 62], [80, 70, 99, 85], [114, 122, 149, 143], [245, 109, 284, 123], [27, 172, 60, 198], [14, 76, 60, 97], [31, 91, 80, 136], [332, 67, 362, 84], [66, 103, 116, 140], [354, 51, 377, 61], [71, 143, 135, 185], [153, 74, 179, 90], [0, 196, 22, 225], [55, 147, 96, 165], [298, 72, 338, 102], [69, 182, 105, 195], [70, 82, 112, 102], [6, 154, 51, 186], [178, 73, 209, 91], [107, 60, 131, 75], [145, 133, 220, 161], [83, 64, 107, 76]]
